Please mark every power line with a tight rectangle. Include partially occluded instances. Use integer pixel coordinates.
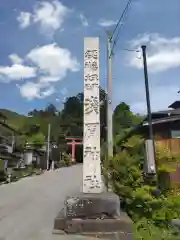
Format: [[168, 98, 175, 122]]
[[113, 3, 132, 46], [110, 0, 134, 57], [110, 0, 132, 41], [106, 0, 135, 159], [121, 48, 139, 52]]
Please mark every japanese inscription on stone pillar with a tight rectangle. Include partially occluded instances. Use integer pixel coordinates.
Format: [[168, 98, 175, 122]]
[[83, 37, 102, 193]]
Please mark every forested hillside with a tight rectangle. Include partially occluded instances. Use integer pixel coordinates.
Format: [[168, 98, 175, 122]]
[[0, 87, 142, 147]]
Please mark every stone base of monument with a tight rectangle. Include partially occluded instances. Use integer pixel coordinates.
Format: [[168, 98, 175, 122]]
[[53, 192, 133, 239]]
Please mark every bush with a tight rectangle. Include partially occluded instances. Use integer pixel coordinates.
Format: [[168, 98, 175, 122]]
[[26, 132, 45, 149], [59, 159, 66, 167], [64, 153, 72, 166], [134, 219, 180, 240], [59, 153, 72, 167], [107, 150, 159, 221], [103, 135, 180, 238], [155, 142, 180, 191]]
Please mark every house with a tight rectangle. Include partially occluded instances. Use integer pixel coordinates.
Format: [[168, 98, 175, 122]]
[[0, 112, 7, 124], [23, 147, 47, 169], [24, 141, 57, 170], [0, 121, 22, 182], [117, 101, 180, 186], [140, 101, 180, 140], [138, 101, 180, 185], [0, 116, 22, 171]]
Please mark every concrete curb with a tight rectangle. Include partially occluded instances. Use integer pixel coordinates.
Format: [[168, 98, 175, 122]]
[[0, 170, 44, 186], [52, 229, 133, 240]]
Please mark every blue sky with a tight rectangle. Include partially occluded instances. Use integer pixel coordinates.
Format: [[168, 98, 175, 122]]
[[0, 0, 180, 115]]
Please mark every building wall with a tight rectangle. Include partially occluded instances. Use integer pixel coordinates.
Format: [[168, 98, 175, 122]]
[[142, 120, 180, 185], [142, 122, 171, 140], [24, 151, 33, 165], [169, 120, 180, 131], [153, 123, 171, 140], [169, 121, 180, 138], [39, 153, 46, 170], [142, 120, 180, 140]]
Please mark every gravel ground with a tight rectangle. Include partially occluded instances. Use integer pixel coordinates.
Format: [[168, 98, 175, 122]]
[[0, 165, 97, 240]]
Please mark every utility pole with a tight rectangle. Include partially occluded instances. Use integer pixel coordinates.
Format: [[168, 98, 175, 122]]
[[11, 133, 15, 153], [46, 123, 51, 170], [141, 45, 156, 175], [141, 45, 153, 140], [107, 31, 113, 157]]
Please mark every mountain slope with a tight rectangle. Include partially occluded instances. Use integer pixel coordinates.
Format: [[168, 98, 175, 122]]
[[0, 109, 27, 131]]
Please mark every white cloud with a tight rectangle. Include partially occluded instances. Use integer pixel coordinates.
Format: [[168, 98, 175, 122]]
[[17, 0, 70, 36], [128, 33, 180, 73], [9, 54, 23, 65], [0, 64, 36, 81], [39, 76, 60, 83], [41, 85, 55, 97], [1, 42, 79, 100], [17, 12, 32, 29], [79, 14, 88, 27], [20, 43, 79, 99], [19, 82, 40, 100], [33, 0, 69, 36], [26, 43, 80, 79], [98, 19, 117, 27], [19, 82, 55, 100]]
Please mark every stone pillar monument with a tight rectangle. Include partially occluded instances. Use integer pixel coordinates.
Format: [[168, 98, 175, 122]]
[[53, 37, 133, 239], [83, 37, 102, 193]]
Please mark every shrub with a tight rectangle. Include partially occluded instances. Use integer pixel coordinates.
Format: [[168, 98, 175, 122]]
[[26, 132, 45, 149], [155, 142, 180, 191], [63, 153, 72, 166], [107, 149, 160, 221], [134, 219, 180, 240], [59, 159, 66, 167], [155, 142, 180, 172], [104, 134, 180, 238]]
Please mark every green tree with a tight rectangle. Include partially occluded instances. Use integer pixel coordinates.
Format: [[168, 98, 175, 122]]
[[28, 109, 39, 117], [27, 132, 45, 149], [113, 102, 141, 137], [45, 104, 58, 117]]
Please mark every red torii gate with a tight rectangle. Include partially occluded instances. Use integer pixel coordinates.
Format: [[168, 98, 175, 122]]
[[66, 137, 83, 163]]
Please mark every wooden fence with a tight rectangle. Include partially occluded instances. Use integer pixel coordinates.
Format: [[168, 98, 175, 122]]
[[156, 138, 180, 155], [156, 138, 180, 183]]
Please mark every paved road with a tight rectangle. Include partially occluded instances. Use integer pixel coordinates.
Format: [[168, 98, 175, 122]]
[[0, 165, 97, 240]]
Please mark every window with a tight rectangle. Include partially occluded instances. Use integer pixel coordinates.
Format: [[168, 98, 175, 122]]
[[171, 130, 180, 138]]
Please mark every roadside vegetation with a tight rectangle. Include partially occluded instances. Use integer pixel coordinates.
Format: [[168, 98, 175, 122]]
[[1, 89, 180, 238], [103, 135, 180, 239]]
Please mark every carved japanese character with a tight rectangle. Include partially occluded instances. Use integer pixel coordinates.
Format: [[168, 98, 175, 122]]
[[85, 50, 98, 60], [85, 83, 99, 90], [85, 74, 98, 82], [91, 61, 98, 71], [84, 123, 97, 139], [86, 123, 96, 136], [84, 175, 92, 181], [84, 146, 100, 161], [84, 174, 101, 188], [84, 61, 98, 71], [92, 151, 100, 161], [84, 96, 99, 114], [84, 146, 94, 157]]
